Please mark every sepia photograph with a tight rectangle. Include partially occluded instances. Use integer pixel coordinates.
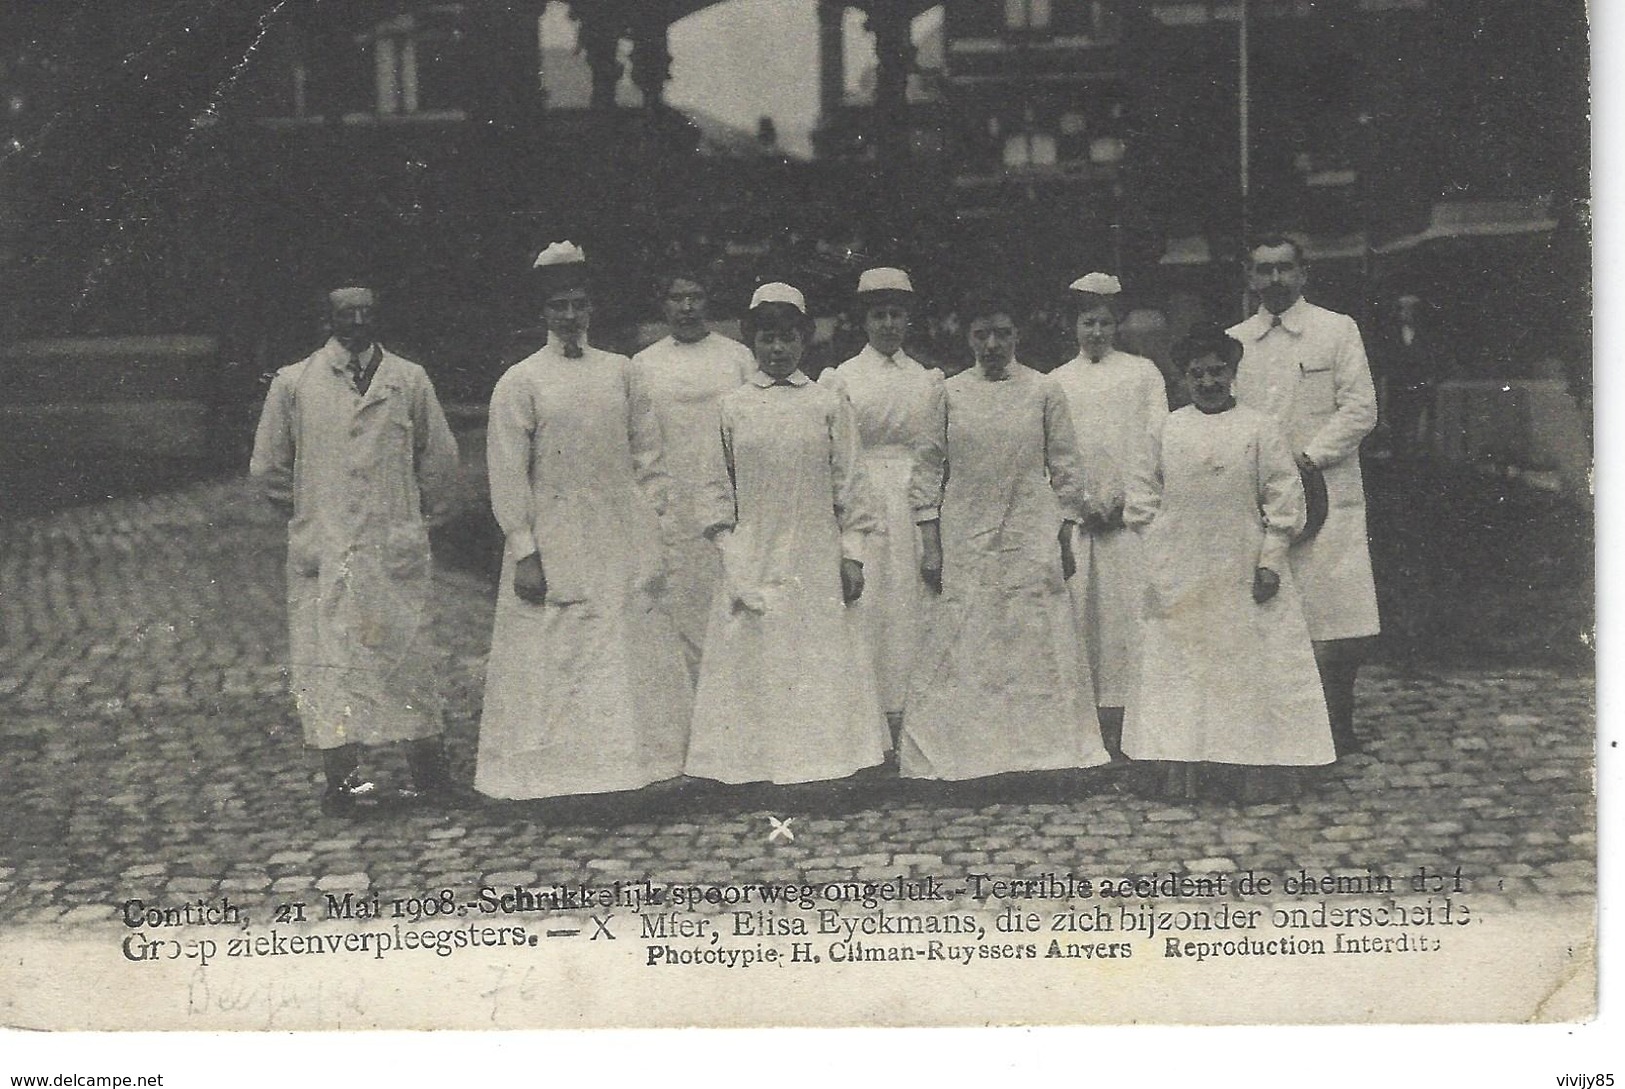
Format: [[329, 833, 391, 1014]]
[[0, 0, 1600, 1046]]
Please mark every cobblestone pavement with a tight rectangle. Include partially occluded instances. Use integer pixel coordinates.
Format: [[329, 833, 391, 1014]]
[[0, 478, 1596, 929]]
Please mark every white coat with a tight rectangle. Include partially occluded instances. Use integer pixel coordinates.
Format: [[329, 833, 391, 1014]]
[[249, 339, 460, 750], [1230, 299, 1381, 641]]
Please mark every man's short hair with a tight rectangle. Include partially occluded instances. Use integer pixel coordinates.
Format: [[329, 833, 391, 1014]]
[[1247, 232, 1307, 265]]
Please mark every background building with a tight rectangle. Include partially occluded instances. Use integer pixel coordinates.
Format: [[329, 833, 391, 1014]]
[[0, 0, 1588, 382]]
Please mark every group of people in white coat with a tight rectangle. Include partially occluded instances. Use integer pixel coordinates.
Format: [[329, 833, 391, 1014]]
[[253, 232, 1380, 815]]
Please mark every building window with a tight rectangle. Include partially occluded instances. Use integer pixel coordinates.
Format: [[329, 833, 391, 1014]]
[[1153, 3, 1209, 24], [1005, 0, 1053, 31], [374, 24, 412, 114], [1004, 131, 1058, 168], [365, 12, 466, 117], [1089, 135, 1125, 164]]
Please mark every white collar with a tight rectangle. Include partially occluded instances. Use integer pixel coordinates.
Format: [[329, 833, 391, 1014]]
[[1247, 297, 1311, 339], [859, 343, 912, 368], [749, 369, 811, 388]]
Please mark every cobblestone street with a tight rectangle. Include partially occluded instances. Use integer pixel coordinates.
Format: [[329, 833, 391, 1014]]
[[0, 477, 1596, 929]]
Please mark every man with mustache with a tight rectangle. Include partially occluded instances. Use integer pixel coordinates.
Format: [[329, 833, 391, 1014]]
[[1229, 234, 1380, 759], [250, 280, 462, 815]]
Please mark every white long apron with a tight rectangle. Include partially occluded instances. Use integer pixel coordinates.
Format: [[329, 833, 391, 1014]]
[[633, 332, 756, 679], [1050, 349, 1169, 708], [902, 364, 1110, 780], [819, 346, 947, 713], [475, 343, 692, 799], [1121, 405, 1334, 766], [250, 341, 460, 750], [685, 372, 887, 785]]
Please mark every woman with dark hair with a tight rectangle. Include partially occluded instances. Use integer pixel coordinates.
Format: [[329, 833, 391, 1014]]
[[476, 242, 692, 801], [902, 290, 1111, 782], [1050, 273, 1170, 758], [1121, 323, 1333, 801], [685, 283, 888, 786], [818, 267, 947, 736]]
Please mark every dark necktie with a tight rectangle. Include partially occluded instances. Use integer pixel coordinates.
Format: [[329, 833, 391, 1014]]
[[349, 351, 374, 396], [1270, 315, 1284, 330]]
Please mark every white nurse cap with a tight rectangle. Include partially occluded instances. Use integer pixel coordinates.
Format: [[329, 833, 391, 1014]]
[[749, 282, 807, 312], [533, 240, 587, 268], [1069, 272, 1122, 295], [856, 267, 915, 294]]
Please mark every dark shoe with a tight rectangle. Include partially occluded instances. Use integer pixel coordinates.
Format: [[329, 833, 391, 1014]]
[[320, 771, 380, 817]]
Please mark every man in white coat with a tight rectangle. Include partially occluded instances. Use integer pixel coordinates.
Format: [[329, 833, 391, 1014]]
[[251, 283, 462, 815], [1229, 234, 1381, 757]]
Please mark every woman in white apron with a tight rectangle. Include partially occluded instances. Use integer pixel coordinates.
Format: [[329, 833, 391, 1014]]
[[902, 290, 1111, 782], [685, 283, 888, 786], [1122, 324, 1334, 802], [818, 267, 946, 741], [1050, 272, 1169, 758]]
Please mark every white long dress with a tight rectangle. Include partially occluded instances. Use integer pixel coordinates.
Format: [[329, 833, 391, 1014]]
[[902, 363, 1110, 780], [1121, 404, 1334, 766], [819, 345, 947, 714], [685, 370, 888, 785], [1050, 349, 1169, 709], [632, 331, 756, 679], [475, 341, 693, 799]]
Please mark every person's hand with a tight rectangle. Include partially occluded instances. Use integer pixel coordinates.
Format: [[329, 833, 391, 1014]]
[[1253, 566, 1281, 604], [919, 521, 943, 594], [1294, 452, 1317, 474], [1104, 496, 1126, 531], [1059, 524, 1078, 580], [513, 553, 548, 605], [841, 558, 865, 604]]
